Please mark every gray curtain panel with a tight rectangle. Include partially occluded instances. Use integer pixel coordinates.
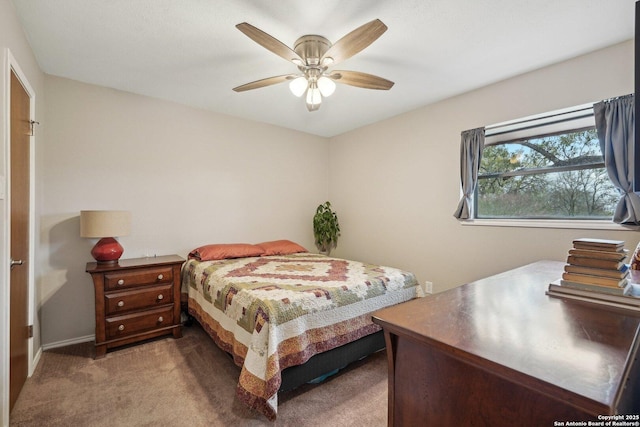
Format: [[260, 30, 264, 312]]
[[453, 127, 485, 219], [593, 94, 640, 225]]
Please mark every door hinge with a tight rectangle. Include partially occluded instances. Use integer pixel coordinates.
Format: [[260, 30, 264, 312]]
[[27, 325, 33, 338]]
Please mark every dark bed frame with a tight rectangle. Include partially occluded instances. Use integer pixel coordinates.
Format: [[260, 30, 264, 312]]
[[278, 330, 385, 392]]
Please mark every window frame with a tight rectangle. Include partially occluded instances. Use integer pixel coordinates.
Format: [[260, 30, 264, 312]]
[[464, 103, 638, 231]]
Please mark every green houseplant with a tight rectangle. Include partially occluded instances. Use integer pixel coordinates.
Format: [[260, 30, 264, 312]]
[[313, 201, 340, 256]]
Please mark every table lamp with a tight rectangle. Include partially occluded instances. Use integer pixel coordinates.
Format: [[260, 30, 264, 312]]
[[80, 210, 131, 263]]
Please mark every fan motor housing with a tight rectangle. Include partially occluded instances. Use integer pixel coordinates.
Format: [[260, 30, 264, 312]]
[[293, 35, 331, 66]]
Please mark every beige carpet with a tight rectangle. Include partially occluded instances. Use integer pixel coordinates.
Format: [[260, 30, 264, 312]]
[[10, 324, 388, 426]]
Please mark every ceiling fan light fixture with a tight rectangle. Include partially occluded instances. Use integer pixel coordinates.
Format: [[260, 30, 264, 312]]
[[289, 76, 308, 97], [317, 76, 336, 97], [306, 81, 322, 111], [321, 57, 334, 67]]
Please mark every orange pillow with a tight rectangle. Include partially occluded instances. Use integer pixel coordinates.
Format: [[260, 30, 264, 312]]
[[188, 243, 265, 261], [256, 240, 307, 256]]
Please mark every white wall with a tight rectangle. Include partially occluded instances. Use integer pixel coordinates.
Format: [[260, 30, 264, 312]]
[[39, 76, 329, 345], [328, 40, 639, 292]]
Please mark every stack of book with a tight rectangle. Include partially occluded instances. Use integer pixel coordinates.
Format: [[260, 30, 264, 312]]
[[547, 238, 640, 312]]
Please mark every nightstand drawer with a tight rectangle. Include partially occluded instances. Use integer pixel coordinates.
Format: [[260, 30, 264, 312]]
[[106, 306, 174, 340], [104, 284, 174, 315], [104, 266, 173, 291]]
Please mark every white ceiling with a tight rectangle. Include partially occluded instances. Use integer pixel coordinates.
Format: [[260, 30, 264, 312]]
[[11, 0, 636, 137]]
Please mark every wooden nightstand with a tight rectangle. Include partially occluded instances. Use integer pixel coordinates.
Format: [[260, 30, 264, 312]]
[[86, 254, 185, 358]]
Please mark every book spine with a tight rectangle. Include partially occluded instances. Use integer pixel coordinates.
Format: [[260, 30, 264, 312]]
[[568, 249, 627, 261], [562, 272, 626, 288], [560, 279, 628, 295], [572, 243, 624, 252], [564, 264, 628, 279], [567, 256, 622, 270], [573, 238, 624, 246], [546, 290, 640, 311], [549, 283, 639, 305]]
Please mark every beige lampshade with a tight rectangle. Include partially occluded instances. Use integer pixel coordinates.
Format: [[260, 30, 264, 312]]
[[80, 210, 131, 238]]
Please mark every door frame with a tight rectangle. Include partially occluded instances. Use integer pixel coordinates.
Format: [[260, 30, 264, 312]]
[[2, 49, 37, 423]]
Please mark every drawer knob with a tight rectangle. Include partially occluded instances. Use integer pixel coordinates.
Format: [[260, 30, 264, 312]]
[[157, 274, 164, 280], [117, 300, 124, 307], [157, 294, 164, 301], [117, 279, 125, 286], [118, 324, 125, 331], [157, 316, 164, 323]]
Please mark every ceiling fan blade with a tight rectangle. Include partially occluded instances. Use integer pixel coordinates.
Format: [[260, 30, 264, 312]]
[[321, 19, 387, 66], [236, 23, 304, 65], [329, 70, 394, 90], [233, 74, 295, 92]]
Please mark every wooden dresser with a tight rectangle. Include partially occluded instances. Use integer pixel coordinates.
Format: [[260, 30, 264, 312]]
[[86, 255, 185, 358], [372, 261, 640, 426]]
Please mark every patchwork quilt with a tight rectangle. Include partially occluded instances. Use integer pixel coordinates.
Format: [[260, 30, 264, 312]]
[[181, 253, 423, 420]]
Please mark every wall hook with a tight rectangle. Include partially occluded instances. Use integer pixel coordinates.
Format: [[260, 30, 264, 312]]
[[29, 120, 40, 136]]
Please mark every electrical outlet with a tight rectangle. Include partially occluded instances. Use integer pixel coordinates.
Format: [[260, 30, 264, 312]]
[[424, 281, 433, 294]]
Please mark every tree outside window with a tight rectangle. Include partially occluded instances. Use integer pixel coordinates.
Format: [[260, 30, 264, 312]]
[[476, 128, 618, 219]]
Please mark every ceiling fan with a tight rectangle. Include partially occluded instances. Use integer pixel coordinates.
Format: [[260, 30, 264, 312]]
[[233, 19, 394, 112]]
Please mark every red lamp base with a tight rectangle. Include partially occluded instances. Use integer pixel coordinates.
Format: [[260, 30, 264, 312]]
[[91, 237, 124, 263]]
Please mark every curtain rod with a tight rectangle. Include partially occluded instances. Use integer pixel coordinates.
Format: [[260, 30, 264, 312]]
[[485, 105, 594, 132], [599, 93, 633, 102], [468, 94, 633, 137]]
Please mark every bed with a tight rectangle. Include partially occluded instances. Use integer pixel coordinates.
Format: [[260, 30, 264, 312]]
[[180, 240, 424, 420]]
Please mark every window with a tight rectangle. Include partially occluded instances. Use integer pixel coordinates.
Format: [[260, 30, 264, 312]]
[[475, 104, 619, 220]]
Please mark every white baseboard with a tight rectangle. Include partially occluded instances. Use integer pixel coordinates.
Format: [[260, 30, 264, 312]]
[[29, 346, 42, 377], [41, 334, 95, 351]]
